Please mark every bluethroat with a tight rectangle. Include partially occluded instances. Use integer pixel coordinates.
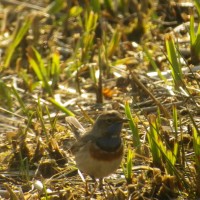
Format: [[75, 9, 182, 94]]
[[65, 110, 127, 184]]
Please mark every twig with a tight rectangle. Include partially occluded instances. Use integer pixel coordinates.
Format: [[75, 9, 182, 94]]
[[130, 71, 171, 118]]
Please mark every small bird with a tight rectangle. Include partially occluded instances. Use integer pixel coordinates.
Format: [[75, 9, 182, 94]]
[[65, 110, 127, 185]]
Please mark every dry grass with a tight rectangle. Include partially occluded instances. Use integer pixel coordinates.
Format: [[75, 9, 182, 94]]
[[0, 0, 199, 199]]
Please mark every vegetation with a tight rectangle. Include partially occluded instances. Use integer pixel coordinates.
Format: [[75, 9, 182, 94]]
[[0, 0, 199, 199]]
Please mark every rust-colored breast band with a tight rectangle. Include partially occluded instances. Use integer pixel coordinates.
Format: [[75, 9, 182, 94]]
[[89, 143, 123, 161]]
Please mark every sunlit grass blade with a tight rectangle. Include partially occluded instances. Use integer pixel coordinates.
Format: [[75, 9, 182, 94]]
[[69, 6, 83, 17], [45, 0, 66, 14], [107, 26, 122, 58], [147, 114, 162, 168], [193, 127, 200, 196], [125, 102, 140, 148], [18, 69, 35, 92], [11, 86, 28, 115], [193, 127, 200, 170], [82, 32, 95, 62], [51, 51, 61, 89], [36, 98, 48, 140], [190, 13, 196, 46], [173, 105, 178, 136], [147, 114, 179, 175], [4, 183, 20, 200], [81, 11, 98, 63], [123, 148, 134, 184], [189, 12, 200, 64], [165, 34, 183, 89], [48, 97, 74, 116], [85, 11, 98, 33], [19, 152, 30, 181], [144, 46, 167, 83], [15, 115, 33, 181], [45, 105, 58, 132], [3, 16, 33, 69], [0, 80, 12, 109], [27, 47, 47, 79], [194, 0, 200, 16], [164, 142, 178, 175], [27, 46, 52, 95]]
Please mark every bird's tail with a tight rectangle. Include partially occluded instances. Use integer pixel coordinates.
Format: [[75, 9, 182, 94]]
[[65, 116, 85, 139]]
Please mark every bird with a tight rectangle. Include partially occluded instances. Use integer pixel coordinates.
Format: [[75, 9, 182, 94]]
[[65, 110, 127, 186]]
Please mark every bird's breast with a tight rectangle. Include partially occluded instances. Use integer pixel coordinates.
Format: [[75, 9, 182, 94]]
[[89, 141, 123, 161]]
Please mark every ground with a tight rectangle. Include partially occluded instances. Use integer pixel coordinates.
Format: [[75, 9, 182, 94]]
[[0, 0, 200, 199]]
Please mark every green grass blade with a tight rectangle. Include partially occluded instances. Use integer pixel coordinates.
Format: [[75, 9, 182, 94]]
[[51, 51, 60, 89], [173, 105, 178, 135], [46, 0, 65, 14], [125, 102, 140, 148], [194, 0, 200, 16], [144, 46, 167, 83], [69, 6, 83, 17], [107, 26, 122, 57], [103, 0, 113, 11], [165, 35, 183, 88], [85, 11, 98, 33], [193, 127, 200, 196], [11, 86, 28, 115], [27, 47, 52, 95], [48, 97, 74, 116], [90, 0, 101, 13], [126, 148, 134, 183], [3, 16, 33, 69], [189, 14, 196, 46], [147, 115, 162, 168], [0, 80, 12, 109], [193, 127, 200, 169]]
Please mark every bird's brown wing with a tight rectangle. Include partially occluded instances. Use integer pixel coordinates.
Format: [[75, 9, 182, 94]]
[[70, 133, 94, 154]]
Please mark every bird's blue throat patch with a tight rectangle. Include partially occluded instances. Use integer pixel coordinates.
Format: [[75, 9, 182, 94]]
[[95, 137, 121, 152], [107, 123, 123, 136]]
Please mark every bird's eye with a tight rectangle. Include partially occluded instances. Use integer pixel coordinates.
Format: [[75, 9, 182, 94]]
[[106, 118, 113, 124]]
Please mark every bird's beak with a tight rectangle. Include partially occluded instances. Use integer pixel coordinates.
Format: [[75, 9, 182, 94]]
[[121, 118, 129, 123]]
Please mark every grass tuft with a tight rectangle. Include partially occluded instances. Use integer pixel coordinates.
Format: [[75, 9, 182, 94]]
[[123, 147, 134, 184], [189, 10, 200, 64], [125, 102, 141, 149], [193, 127, 200, 196], [3, 16, 33, 70], [165, 34, 183, 89]]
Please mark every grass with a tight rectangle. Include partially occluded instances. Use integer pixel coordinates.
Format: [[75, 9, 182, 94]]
[[125, 101, 140, 149], [165, 34, 183, 89], [27, 46, 53, 95], [189, 10, 200, 64], [193, 127, 200, 196], [2, 15, 33, 70], [123, 147, 134, 184], [0, 0, 200, 199]]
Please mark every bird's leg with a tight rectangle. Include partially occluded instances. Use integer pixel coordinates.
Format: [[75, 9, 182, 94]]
[[77, 170, 90, 196], [99, 178, 104, 190], [85, 177, 97, 197], [91, 176, 96, 182], [91, 176, 98, 191], [85, 176, 98, 197], [85, 180, 89, 197], [91, 176, 104, 190]]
